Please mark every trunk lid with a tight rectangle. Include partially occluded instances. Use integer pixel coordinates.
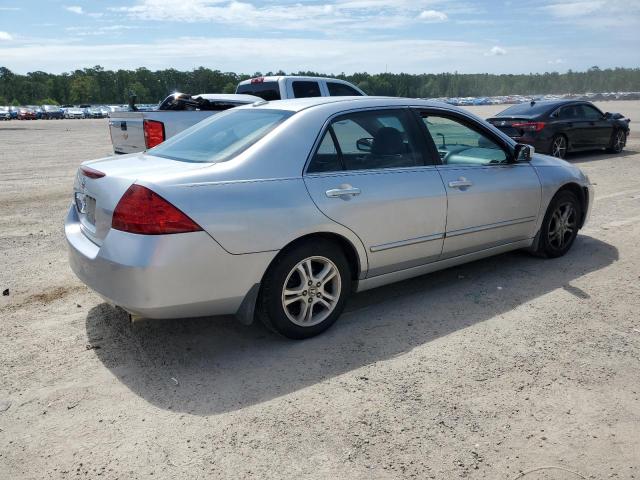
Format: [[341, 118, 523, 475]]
[[73, 153, 210, 245], [486, 117, 532, 137]]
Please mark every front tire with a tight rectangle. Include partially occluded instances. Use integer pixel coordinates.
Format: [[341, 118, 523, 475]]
[[257, 239, 351, 339], [607, 129, 626, 153], [550, 134, 568, 159], [532, 190, 582, 258]]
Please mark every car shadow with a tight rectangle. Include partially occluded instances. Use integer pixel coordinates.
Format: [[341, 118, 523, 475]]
[[86, 235, 618, 416], [566, 148, 638, 163]]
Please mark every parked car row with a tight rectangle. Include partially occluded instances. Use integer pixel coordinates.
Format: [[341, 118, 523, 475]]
[[0, 104, 126, 120], [435, 91, 640, 106]]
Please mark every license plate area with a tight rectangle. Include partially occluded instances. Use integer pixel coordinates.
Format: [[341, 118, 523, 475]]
[[75, 192, 97, 225]]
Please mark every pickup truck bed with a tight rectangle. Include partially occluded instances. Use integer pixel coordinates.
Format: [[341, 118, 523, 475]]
[[108, 94, 260, 154]]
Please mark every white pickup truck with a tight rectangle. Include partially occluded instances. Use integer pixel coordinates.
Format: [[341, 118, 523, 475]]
[[108, 76, 365, 154]]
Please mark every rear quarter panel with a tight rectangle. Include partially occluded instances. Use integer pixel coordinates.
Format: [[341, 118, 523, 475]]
[[145, 177, 369, 275]]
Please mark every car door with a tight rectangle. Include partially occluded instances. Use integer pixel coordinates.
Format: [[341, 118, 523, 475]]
[[556, 105, 585, 148], [577, 104, 613, 147], [304, 108, 447, 277], [414, 109, 542, 257]]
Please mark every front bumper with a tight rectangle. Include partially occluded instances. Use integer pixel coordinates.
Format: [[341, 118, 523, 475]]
[[583, 183, 595, 227], [65, 205, 276, 319]]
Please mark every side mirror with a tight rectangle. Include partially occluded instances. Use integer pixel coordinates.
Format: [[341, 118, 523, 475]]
[[356, 137, 373, 152], [514, 143, 534, 162]]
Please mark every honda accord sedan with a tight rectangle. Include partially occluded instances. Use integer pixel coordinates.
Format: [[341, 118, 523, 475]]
[[66, 97, 594, 339], [487, 100, 630, 159]]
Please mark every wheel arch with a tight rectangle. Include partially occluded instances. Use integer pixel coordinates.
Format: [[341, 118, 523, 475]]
[[268, 232, 364, 286]]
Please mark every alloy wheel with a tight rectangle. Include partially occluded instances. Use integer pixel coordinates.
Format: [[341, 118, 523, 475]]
[[551, 136, 567, 158], [614, 130, 625, 152], [548, 202, 577, 249], [281, 256, 342, 327]]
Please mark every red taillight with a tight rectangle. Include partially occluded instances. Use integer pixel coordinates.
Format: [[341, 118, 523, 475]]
[[112, 184, 202, 235], [512, 121, 546, 132], [143, 119, 165, 149], [250, 76, 265, 84], [80, 166, 106, 179]]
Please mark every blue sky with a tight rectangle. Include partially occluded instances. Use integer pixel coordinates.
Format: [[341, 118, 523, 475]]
[[0, 0, 639, 74]]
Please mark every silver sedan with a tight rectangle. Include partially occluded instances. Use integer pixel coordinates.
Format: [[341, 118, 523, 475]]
[[66, 97, 594, 339]]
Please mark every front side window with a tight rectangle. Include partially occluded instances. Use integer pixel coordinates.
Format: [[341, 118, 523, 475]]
[[327, 82, 362, 96], [149, 109, 293, 163], [292, 81, 321, 98], [579, 104, 603, 120], [308, 109, 423, 173], [421, 114, 507, 166]]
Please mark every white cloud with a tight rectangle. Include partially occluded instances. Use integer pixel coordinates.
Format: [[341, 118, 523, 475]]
[[548, 58, 565, 65], [486, 45, 506, 56], [418, 10, 448, 22], [0, 31, 13, 41], [112, 0, 454, 32], [65, 5, 84, 15], [539, 0, 640, 28], [542, 1, 604, 17]]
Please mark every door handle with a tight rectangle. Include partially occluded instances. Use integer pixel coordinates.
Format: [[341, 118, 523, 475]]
[[326, 184, 361, 198], [448, 178, 473, 189]]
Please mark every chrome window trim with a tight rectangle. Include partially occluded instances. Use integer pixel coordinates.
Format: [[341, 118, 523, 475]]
[[305, 164, 438, 178]]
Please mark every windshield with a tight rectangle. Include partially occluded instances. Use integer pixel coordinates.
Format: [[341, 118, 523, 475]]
[[149, 108, 293, 163]]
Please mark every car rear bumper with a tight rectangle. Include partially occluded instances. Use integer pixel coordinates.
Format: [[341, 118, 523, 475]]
[[65, 205, 276, 319]]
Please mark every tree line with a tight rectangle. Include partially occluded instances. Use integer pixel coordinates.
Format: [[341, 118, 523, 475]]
[[1, 65, 639, 106]]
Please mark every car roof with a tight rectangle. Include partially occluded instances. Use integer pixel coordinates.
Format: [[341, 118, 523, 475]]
[[237, 96, 463, 114], [237, 76, 357, 85]]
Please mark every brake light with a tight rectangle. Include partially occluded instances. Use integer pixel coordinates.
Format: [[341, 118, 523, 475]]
[[112, 184, 202, 235], [512, 121, 546, 132], [80, 166, 105, 179], [143, 119, 165, 149], [250, 77, 265, 84]]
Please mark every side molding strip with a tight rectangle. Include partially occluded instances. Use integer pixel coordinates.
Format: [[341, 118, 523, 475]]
[[370, 233, 445, 252]]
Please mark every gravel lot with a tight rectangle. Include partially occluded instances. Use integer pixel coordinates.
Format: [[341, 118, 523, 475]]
[[1, 102, 639, 480]]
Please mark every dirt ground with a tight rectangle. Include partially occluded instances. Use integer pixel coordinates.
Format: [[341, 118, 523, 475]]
[[0, 101, 639, 480]]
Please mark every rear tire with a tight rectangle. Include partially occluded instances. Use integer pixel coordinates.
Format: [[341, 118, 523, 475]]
[[531, 190, 582, 258], [550, 134, 568, 159], [607, 129, 626, 153], [257, 239, 351, 339]]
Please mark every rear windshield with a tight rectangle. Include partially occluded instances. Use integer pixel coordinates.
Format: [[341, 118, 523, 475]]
[[497, 102, 555, 116], [236, 81, 281, 101], [149, 109, 293, 163]]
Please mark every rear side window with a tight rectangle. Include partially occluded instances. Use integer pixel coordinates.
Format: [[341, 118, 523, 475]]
[[236, 81, 281, 101], [292, 81, 321, 98], [559, 105, 579, 119], [308, 109, 424, 173], [327, 82, 362, 96], [149, 109, 292, 163]]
